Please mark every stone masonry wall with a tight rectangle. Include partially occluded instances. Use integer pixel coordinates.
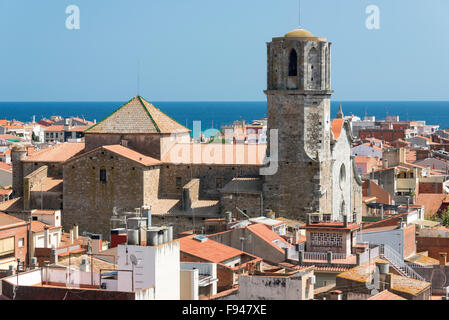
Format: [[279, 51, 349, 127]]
[[63, 148, 152, 237]]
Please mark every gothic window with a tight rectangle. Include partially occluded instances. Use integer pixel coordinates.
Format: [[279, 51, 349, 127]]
[[288, 49, 298, 76]]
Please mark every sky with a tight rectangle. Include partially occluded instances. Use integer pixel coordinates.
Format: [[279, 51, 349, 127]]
[[0, 0, 448, 102]]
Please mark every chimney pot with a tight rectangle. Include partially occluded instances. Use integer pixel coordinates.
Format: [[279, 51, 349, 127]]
[[440, 252, 447, 266]]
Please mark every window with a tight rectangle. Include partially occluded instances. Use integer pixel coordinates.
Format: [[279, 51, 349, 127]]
[[0, 237, 15, 258], [18, 238, 24, 247], [176, 177, 182, 188], [100, 169, 107, 183], [288, 49, 298, 76]]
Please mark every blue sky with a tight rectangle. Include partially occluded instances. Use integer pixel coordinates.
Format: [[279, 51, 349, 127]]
[[0, 0, 448, 101]]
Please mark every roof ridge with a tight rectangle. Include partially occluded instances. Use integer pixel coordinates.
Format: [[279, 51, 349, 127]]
[[85, 97, 136, 133], [139, 96, 191, 133], [137, 96, 161, 133]]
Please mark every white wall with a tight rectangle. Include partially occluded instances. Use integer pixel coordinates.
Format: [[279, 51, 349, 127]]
[[357, 229, 404, 257], [117, 241, 180, 300]]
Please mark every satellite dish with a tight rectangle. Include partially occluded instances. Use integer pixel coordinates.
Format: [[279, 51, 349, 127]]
[[130, 254, 139, 266]]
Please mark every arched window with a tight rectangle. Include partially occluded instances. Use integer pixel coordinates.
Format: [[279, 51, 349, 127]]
[[288, 49, 298, 76]]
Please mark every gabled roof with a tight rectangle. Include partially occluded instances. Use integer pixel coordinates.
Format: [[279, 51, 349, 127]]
[[85, 96, 190, 134], [368, 290, 406, 300], [247, 223, 292, 253], [180, 235, 250, 264], [65, 144, 161, 167], [0, 211, 27, 229], [23, 143, 85, 163]]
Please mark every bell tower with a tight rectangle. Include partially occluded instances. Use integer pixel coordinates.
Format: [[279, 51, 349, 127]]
[[263, 27, 333, 220]]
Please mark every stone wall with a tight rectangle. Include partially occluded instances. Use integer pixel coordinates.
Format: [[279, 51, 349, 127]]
[[159, 164, 260, 199], [182, 179, 200, 210], [219, 193, 262, 218], [62, 147, 154, 237], [23, 165, 48, 210]]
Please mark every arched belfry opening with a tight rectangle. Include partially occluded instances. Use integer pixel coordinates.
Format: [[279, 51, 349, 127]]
[[288, 49, 298, 76]]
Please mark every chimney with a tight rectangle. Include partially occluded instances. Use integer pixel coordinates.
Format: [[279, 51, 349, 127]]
[[44, 225, 49, 248], [70, 227, 74, 244], [50, 246, 58, 264], [91, 234, 102, 254], [329, 290, 343, 301], [73, 224, 79, 240], [439, 252, 447, 266], [142, 206, 151, 227]]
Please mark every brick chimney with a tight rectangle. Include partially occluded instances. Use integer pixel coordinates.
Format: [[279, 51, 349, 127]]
[[439, 252, 447, 266]]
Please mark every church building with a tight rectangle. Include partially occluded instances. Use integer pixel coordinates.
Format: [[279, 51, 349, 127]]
[[10, 27, 362, 237]]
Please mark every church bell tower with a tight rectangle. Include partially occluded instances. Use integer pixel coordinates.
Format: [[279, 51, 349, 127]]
[[263, 27, 334, 220]]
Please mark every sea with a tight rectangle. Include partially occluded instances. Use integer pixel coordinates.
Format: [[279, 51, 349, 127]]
[[0, 101, 448, 131]]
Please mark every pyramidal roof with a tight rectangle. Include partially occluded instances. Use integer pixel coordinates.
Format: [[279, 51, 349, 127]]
[[85, 96, 190, 134]]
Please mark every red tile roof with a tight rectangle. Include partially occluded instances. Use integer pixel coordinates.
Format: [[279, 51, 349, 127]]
[[415, 193, 446, 218], [102, 145, 161, 166], [23, 143, 85, 163], [0, 162, 12, 172], [0, 211, 27, 229], [247, 223, 292, 253], [30, 221, 61, 233], [180, 235, 258, 265], [44, 125, 65, 132], [302, 222, 361, 231]]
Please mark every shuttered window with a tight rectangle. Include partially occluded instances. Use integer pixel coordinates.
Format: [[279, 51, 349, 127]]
[[0, 237, 15, 257]]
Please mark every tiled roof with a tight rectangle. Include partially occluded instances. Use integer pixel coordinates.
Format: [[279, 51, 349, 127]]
[[390, 274, 430, 296], [32, 209, 58, 216], [0, 211, 26, 229], [0, 189, 12, 196], [0, 197, 23, 212], [180, 235, 253, 264], [415, 193, 446, 218], [247, 223, 292, 253], [102, 145, 161, 166], [368, 290, 406, 300], [30, 221, 61, 233], [0, 134, 22, 140], [23, 143, 85, 163], [0, 162, 12, 172], [85, 96, 190, 134], [162, 143, 266, 165], [302, 222, 360, 231], [44, 125, 65, 132]]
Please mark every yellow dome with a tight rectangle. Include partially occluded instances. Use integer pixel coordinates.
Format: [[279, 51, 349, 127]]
[[284, 27, 315, 38]]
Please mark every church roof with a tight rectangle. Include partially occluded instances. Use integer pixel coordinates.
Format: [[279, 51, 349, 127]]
[[85, 96, 190, 134]]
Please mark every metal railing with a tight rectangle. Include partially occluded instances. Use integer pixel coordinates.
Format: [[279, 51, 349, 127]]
[[304, 252, 328, 261], [380, 244, 425, 281]]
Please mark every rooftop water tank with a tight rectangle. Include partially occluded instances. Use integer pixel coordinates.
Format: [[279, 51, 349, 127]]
[[127, 229, 139, 245]]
